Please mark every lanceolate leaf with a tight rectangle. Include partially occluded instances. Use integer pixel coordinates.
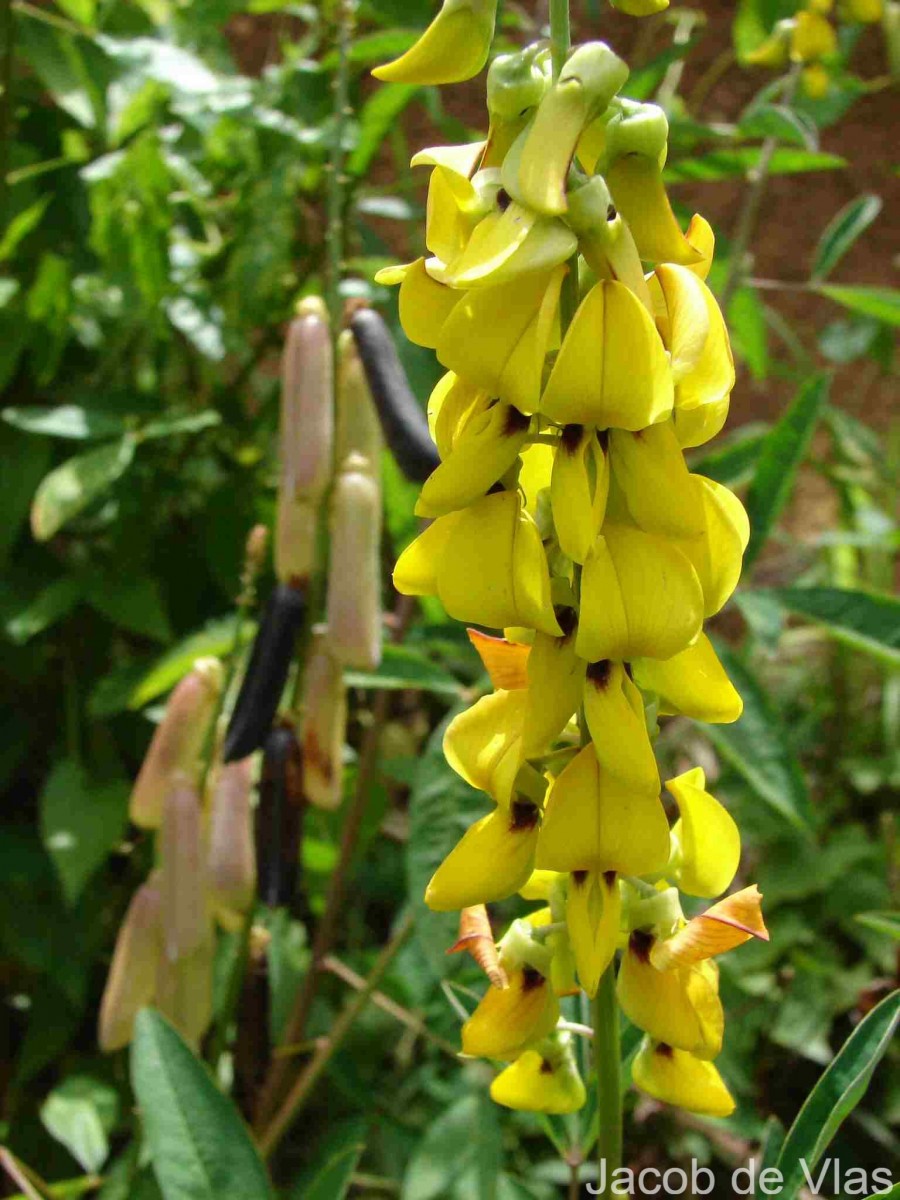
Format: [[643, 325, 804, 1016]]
[[690, 421, 769, 487], [812, 194, 882, 281], [706, 644, 814, 835], [775, 990, 900, 1200], [816, 285, 900, 327], [292, 1120, 367, 1200], [131, 1010, 271, 1200], [30, 436, 136, 542], [744, 375, 830, 569], [746, 587, 900, 668]]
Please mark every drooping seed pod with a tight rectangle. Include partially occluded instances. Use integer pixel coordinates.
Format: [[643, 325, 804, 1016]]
[[336, 329, 383, 473], [208, 758, 257, 925], [98, 872, 162, 1052], [326, 453, 382, 670], [223, 583, 306, 763], [160, 775, 209, 961], [129, 658, 224, 829], [281, 297, 333, 501], [155, 937, 215, 1050], [256, 724, 304, 908], [447, 905, 508, 989], [349, 307, 441, 482], [275, 495, 318, 588], [300, 627, 347, 810]]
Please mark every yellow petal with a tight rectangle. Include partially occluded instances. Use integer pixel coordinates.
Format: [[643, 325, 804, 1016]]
[[617, 936, 724, 1059], [467, 628, 531, 690], [434, 205, 577, 289], [609, 422, 705, 538], [443, 689, 527, 805], [430, 373, 490, 459], [674, 396, 730, 449], [791, 10, 838, 61], [491, 1045, 586, 1113], [576, 525, 704, 662], [426, 803, 541, 910], [390, 257, 462, 349], [632, 1040, 735, 1118], [632, 632, 742, 724], [670, 273, 735, 413], [519, 441, 555, 515], [416, 403, 530, 518], [653, 264, 711, 383], [684, 214, 715, 281], [606, 155, 702, 267], [650, 885, 769, 970], [566, 869, 621, 996], [744, 30, 790, 67], [801, 62, 831, 98], [667, 766, 741, 898], [498, 265, 566, 414], [551, 427, 609, 563], [438, 491, 562, 636], [541, 281, 673, 430], [519, 869, 560, 901], [522, 620, 585, 755], [372, 0, 497, 85], [537, 743, 669, 876], [437, 269, 562, 413], [679, 477, 748, 617], [410, 141, 486, 174], [583, 661, 659, 792], [462, 964, 559, 1059], [424, 166, 481, 265], [610, 0, 669, 14], [393, 510, 463, 597]]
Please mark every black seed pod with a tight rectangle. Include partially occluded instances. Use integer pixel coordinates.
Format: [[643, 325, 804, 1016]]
[[223, 583, 306, 763], [349, 307, 441, 483], [256, 724, 304, 908]]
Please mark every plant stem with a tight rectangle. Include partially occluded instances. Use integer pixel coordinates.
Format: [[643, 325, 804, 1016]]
[[549, 0, 580, 333], [257, 913, 413, 1159], [720, 63, 801, 311], [324, 0, 356, 333], [592, 965, 622, 1198]]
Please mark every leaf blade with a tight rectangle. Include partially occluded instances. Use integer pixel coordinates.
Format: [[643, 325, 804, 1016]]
[[812, 194, 882, 281], [748, 587, 900, 668], [30, 436, 136, 541]]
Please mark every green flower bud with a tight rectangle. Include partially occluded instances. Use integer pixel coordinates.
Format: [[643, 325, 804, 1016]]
[[486, 44, 550, 121], [601, 98, 669, 168]]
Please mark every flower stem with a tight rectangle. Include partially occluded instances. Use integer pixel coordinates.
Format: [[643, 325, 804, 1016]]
[[549, 0, 580, 332], [592, 964, 622, 1198], [324, 0, 356, 333]]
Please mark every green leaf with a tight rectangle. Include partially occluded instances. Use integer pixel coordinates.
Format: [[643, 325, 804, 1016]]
[[40, 759, 129, 905], [348, 83, 420, 178], [705, 644, 814, 834], [690, 421, 769, 487], [3, 405, 128, 440], [0, 426, 52, 566], [739, 103, 817, 149], [291, 1120, 366, 1200], [861, 1185, 900, 1200], [812, 194, 882, 281], [665, 148, 846, 183], [854, 911, 900, 941], [744, 375, 830, 569], [131, 1009, 272, 1200], [31, 436, 137, 541], [5, 577, 83, 644], [84, 575, 173, 642], [749, 586, 900, 668], [0, 196, 53, 262], [402, 1094, 501, 1200], [139, 411, 222, 440], [774, 990, 900, 1200], [128, 617, 243, 709], [816, 285, 900, 326], [344, 644, 463, 697], [40, 1075, 118, 1174], [16, 17, 102, 128], [726, 288, 770, 381]]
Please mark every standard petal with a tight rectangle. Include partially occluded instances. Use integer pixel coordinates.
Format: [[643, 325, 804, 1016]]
[[565, 869, 621, 997], [389, 257, 463, 349], [425, 804, 541, 911], [632, 1040, 735, 1118], [667, 766, 741, 899], [653, 264, 711, 383], [632, 632, 743, 724], [673, 396, 730, 449]]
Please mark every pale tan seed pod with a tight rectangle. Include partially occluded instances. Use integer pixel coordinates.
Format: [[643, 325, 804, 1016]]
[[326, 454, 383, 669], [155, 937, 214, 1050], [129, 658, 224, 829], [336, 329, 383, 474], [300, 628, 347, 810], [208, 757, 257, 922], [281, 297, 333, 501], [274, 493, 318, 585], [160, 775, 209, 961], [98, 872, 162, 1052]]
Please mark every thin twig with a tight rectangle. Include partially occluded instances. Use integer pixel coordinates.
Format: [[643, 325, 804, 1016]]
[[257, 913, 414, 1159], [0, 0, 14, 224]]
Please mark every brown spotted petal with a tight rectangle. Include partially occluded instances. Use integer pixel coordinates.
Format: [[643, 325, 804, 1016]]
[[650, 886, 769, 972]]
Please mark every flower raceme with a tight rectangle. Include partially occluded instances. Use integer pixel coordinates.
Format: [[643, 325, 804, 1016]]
[[376, 29, 764, 1120]]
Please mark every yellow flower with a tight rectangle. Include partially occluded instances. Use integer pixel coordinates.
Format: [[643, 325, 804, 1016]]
[[373, 0, 497, 85], [650, 885, 769, 970], [632, 632, 743, 724], [482, 46, 551, 167], [678, 476, 749, 618], [394, 491, 563, 636], [802, 62, 832, 97], [576, 524, 704, 663], [633, 1040, 735, 1117], [617, 932, 724, 1058], [443, 689, 529, 806], [609, 0, 669, 15], [609, 422, 705, 538], [540, 281, 673, 429], [842, 0, 883, 21], [666, 767, 741, 898], [566, 869, 621, 996], [491, 1038, 586, 1112], [426, 802, 542, 910], [467, 627, 531, 690], [582, 660, 659, 792], [653, 264, 735, 413], [791, 9, 839, 60], [462, 964, 560, 1059], [376, 258, 462, 351], [605, 154, 704, 267], [537, 743, 669, 877], [521, 620, 586, 754], [550, 426, 609, 564]]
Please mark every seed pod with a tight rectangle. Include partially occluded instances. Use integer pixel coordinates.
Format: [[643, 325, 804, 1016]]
[[98, 873, 162, 1052], [208, 758, 257, 922], [223, 583, 306, 763], [349, 307, 441, 483], [160, 775, 208, 961], [281, 297, 333, 502], [326, 455, 382, 670], [156, 937, 215, 1050], [300, 628, 347, 810], [129, 658, 224, 829], [336, 329, 383, 473], [256, 724, 304, 908], [275, 494, 318, 586]]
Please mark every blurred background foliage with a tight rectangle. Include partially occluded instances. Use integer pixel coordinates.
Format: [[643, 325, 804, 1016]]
[[0, 0, 897, 1196]]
